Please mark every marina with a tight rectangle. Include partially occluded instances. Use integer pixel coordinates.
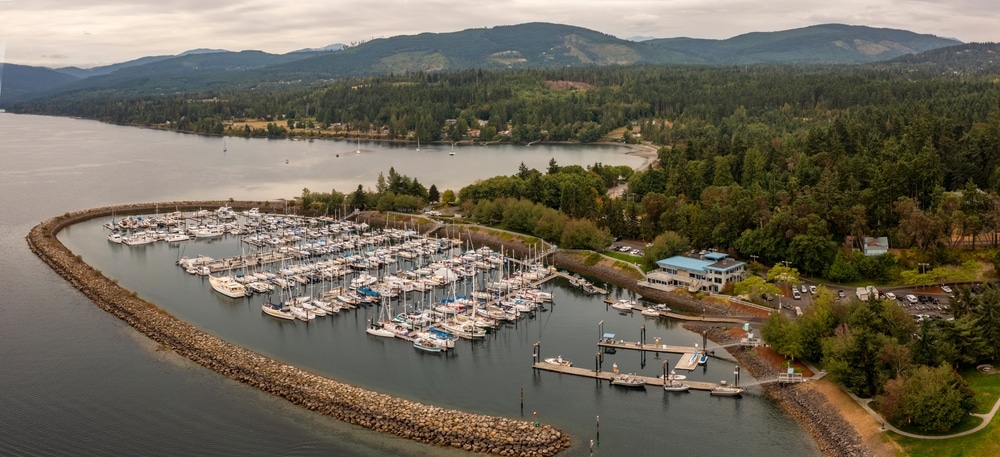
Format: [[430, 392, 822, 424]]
[[4, 113, 820, 457]]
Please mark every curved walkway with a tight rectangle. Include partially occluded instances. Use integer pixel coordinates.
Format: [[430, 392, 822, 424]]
[[848, 388, 1000, 439]]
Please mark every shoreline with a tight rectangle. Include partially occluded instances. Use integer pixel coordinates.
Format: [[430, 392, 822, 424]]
[[27, 201, 570, 457], [29, 201, 881, 457], [693, 326, 885, 457]]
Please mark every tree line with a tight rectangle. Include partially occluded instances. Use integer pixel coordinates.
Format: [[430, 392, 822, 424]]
[[11, 63, 1000, 280]]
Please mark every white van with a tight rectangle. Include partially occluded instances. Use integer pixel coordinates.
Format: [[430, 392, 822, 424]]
[[794, 306, 803, 317]]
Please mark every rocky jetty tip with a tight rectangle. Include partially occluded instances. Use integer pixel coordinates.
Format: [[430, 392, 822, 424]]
[[27, 201, 571, 457]]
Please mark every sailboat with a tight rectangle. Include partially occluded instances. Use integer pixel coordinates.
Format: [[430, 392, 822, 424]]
[[366, 297, 395, 338], [449, 142, 455, 156], [416, 137, 420, 152], [355, 136, 361, 154], [223, 138, 227, 153]]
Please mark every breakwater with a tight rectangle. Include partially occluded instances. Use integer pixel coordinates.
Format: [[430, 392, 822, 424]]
[[27, 202, 570, 457]]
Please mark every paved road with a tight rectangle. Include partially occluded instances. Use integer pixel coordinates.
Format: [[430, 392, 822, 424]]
[[849, 388, 1000, 439]]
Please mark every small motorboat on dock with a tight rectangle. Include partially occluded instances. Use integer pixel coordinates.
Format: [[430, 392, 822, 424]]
[[663, 371, 690, 392], [710, 366, 743, 397], [611, 299, 635, 311], [610, 373, 646, 388], [709, 383, 743, 397], [543, 355, 572, 367]]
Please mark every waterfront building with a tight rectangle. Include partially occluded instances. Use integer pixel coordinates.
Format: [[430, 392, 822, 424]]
[[640, 251, 747, 293]]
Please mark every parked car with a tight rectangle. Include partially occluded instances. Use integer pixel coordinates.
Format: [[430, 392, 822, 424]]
[[837, 290, 846, 298], [793, 290, 802, 300], [809, 285, 817, 294], [941, 285, 953, 294], [885, 292, 896, 300], [800, 285, 808, 293], [906, 294, 918, 304]]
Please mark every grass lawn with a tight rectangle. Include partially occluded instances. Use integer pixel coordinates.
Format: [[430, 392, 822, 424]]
[[601, 250, 653, 271], [892, 367, 1000, 457]]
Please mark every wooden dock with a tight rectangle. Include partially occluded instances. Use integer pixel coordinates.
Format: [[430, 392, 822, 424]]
[[597, 340, 698, 355], [532, 363, 720, 391]]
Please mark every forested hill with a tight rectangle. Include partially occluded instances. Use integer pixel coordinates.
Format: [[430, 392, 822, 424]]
[[877, 42, 1000, 74], [258, 22, 694, 79], [643, 24, 961, 64], [0, 22, 965, 104], [0, 64, 80, 102]]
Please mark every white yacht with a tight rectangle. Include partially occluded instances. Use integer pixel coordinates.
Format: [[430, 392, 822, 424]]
[[209, 275, 246, 298]]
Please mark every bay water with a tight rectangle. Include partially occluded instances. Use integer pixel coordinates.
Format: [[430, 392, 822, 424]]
[[0, 113, 818, 456]]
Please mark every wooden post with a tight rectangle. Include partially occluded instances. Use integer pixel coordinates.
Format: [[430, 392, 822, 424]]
[[640, 325, 646, 347], [663, 359, 668, 381], [590, 439, 594, 456], [595, 352, 601, 373], [702, 330, 708, 355], [596, 415, 600, 443]]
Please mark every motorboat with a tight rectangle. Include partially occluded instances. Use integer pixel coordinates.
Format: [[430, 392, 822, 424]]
[[641, 307, 661, 317], [710, 383, 743, 397], [611, 299, 635, 311], [165, 233, 190, 242], [662, 371, 689, 392], [209, 275, 247, 298], [610, 373, 646, 388], [543, 355, 572, 367], [711, 366, 743, 397]]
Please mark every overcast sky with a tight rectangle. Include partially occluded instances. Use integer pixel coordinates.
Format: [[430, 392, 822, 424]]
[[2, 0, 996, 68]]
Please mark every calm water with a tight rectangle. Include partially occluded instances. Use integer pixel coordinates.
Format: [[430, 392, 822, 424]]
[[0, 113, 818, 456]]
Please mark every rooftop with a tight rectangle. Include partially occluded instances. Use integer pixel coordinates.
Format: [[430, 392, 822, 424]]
[[656, 252, 745, 273]]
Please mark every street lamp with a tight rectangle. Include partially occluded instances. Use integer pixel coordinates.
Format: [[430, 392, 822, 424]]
[[918, 263, 930, 290]]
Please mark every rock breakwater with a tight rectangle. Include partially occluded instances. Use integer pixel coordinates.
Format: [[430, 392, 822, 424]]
[[27, 202, 570, 457], [696, 326, 874, 457]]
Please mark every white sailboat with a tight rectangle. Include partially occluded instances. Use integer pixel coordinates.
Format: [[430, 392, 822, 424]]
[[449, 142, 455, 156], [355, 136, 361, 154], [366, 297, 395, 337], [416, 137, 420, 152], [223, 138, 227, 153]]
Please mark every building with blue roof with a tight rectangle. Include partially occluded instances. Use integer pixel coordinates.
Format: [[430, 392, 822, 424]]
[[639, 251, 747, 293]]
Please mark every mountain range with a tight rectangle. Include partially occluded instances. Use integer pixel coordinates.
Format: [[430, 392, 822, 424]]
[[0, 22, 975, 104]]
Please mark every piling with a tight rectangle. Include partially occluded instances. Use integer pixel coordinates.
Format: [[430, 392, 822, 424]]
[[520, 387, 524, 414], [596, 415, 600, 443]]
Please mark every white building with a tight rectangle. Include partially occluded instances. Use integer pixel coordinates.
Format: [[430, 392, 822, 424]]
[[863, 237, 889, 256], [639, 251, 747, 293]]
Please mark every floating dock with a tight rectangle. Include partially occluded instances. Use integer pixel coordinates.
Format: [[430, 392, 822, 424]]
[[532, 363, 720, 391]]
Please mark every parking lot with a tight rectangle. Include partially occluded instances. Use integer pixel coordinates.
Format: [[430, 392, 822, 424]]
[[775, 282, 954, 322]]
